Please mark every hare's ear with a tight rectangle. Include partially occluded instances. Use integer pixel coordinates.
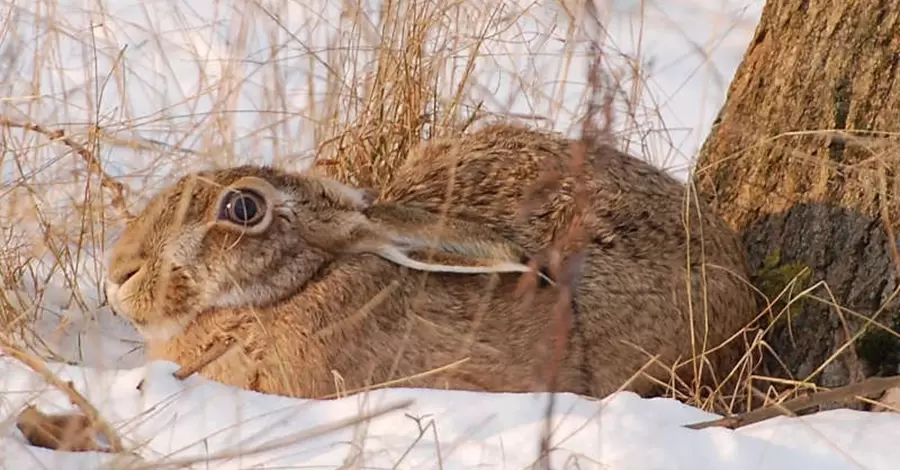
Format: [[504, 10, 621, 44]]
[[347, 205, 554, 284], [317, 178, 379, 210], [371, 238, 554, 286], [373, 243, 533, 275]]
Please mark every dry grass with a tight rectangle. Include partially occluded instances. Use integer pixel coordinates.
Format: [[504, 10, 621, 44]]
[[2, 0, 880, 466]]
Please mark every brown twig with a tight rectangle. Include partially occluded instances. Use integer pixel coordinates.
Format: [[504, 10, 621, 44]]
[[0, 340, 125, 452], [0, 117, 132, 220], [173, 337, 238, 380], [532, 2, 612, 468], [685, 375, 900, 430], [136, 337, 238, 392]]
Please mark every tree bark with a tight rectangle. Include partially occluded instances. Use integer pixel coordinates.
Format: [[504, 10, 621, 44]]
[[693, 0, 900, 400]]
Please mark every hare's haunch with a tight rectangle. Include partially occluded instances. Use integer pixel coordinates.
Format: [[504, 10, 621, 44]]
[[105, 123, 758, 400]]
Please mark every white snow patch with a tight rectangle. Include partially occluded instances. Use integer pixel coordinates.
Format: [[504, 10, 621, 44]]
[[1, 353, 898, 469]]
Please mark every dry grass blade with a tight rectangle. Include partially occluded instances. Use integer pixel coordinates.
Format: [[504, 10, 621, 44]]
[[0, 339, 125, 452], [314, 0, 497, 188], [685, 375, 900, 430], [125, 398, 414, 470], [0, 117, 131, 220], [319, 357, 471, 400]]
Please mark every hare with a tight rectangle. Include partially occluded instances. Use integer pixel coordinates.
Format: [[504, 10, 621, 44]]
[[104, 123, 758, 400], [104, 166, 569, 398], [380, 123, 760, 396]]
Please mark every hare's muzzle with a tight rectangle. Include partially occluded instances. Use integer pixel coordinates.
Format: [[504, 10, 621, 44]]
[[103, 264, 142, 315]]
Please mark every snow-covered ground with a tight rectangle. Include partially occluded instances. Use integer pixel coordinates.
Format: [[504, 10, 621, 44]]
[[4, 0, 900, 468], [3, 349, 900, 470]]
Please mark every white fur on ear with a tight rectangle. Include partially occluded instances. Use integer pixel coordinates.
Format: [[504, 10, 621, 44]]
[[373, 245, 556, 286], [343, 205, 557, 285]]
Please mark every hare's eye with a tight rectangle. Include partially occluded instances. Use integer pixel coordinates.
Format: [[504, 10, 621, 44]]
[[218, 189, 266, 227]]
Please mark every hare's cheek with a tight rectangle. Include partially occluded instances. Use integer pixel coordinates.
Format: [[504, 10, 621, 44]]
[[157, 268, 201, 315], [130, 265, 198, 318], [163, 226, 207, 267]]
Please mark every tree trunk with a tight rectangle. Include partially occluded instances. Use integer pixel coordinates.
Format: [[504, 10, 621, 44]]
[[693, 0, 900, 402]]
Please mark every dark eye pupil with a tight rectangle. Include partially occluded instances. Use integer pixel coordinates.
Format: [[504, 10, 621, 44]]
[[231, 195, 257, 222], [219, 189, 265, 227]]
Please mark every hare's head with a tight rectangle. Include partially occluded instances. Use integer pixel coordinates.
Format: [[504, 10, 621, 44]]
[[103, 165, 384, 340], [104, 165, 539, 341]]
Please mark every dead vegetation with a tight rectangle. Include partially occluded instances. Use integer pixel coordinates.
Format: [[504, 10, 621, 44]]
[[1, 0, 898, 465]]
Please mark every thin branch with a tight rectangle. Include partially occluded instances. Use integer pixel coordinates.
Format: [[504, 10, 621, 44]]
[[174, 338, 238, 380], [532, 2, 611, 467], [0, 117, 132, 220], [135, 338, 238, 391], [685, 375, 900, 430]]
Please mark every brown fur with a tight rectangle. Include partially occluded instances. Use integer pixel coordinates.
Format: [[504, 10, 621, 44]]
[[105, 166, 566, 398], [105, 124, 758, 400], [381, 123, 760, 396]]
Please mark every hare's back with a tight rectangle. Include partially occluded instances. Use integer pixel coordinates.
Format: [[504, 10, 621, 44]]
[[388, 123, 687, 203], [383, 124, 718, 257], [383, 126, 552, 210]]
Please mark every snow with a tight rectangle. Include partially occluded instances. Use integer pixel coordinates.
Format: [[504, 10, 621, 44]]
[[4, 0, 900, 468], [2, 348, 900, 469], [3, 346, 900, 469]]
